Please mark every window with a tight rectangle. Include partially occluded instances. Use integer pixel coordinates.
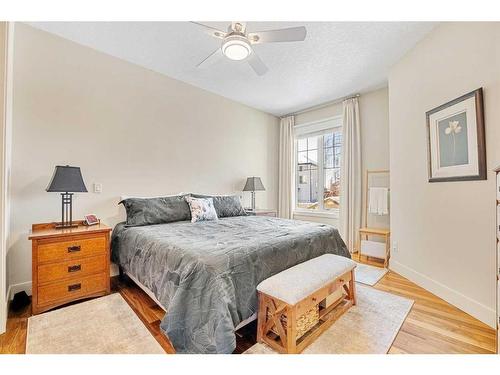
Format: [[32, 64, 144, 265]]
[[295, 117, 342, 214]]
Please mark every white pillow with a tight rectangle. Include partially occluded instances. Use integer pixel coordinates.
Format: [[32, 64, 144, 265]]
[[185, 197, 218, 223]]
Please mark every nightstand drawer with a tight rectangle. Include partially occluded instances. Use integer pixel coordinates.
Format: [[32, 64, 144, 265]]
[[37, 236, 107, 264], [37, 272, 108, 306], [38, 254, 107, 284]]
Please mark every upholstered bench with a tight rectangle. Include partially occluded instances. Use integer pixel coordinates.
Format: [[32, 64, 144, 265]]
[[256, 254, 357, 354]]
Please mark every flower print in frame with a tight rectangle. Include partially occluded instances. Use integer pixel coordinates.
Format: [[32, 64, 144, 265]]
[[426, 88, 486, 182]]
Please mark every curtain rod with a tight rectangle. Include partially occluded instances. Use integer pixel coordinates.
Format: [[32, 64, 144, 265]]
[[283, 93, 360, 118]]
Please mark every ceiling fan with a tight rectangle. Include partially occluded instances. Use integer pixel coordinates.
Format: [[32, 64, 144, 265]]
[[192, 22, 307, 76]]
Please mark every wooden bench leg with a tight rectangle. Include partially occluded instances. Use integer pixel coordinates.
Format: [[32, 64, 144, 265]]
[[257, 293, 289, 353], [349, 269, 357, 306], [285, 306, 297, 354], [257, 293, 267, 343]]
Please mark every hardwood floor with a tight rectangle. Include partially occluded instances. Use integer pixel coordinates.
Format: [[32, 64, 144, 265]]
[[1, 257, 497, 354], [356, 255, 496, 354]]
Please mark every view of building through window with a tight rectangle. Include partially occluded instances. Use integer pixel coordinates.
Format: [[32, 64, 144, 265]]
[[296, 129, 342, 211]]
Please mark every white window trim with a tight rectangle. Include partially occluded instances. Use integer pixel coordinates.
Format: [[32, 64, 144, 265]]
[[294, 115, 342, 137], [294, 208, 340, 219], [293, 115, 342, 217]]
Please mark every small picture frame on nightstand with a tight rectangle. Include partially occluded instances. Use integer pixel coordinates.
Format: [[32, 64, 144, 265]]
[[84, 214, 100, 226]]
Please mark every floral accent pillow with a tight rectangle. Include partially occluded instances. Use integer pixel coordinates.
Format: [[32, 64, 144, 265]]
[[185, 197, 218, 223]]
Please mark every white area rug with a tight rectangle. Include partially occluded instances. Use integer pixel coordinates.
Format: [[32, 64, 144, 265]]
[[355, 262, 388, 286], [26, 293, 165, 354], [244, 284, 413, 354]]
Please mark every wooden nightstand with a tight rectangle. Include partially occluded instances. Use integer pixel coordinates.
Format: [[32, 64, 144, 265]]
[[245, 209, 277, 217], [29, 220, 112, 315]]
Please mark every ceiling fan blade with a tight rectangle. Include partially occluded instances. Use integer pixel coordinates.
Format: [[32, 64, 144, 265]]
[[248, 26, 307, 44], [196, 48, 223, 68], [247, 51, 268, 76], [190, 22, 226, 39]]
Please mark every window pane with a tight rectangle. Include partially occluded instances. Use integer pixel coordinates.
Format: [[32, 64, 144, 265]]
[[307, 136, 318, 150], [334, 149, 341, 167], [324, 147, 333, 168], [323, 168, 340, 210], [297, 138, 307, 152], [298, 151, 308, 165], [297, 168, 319, 210], [307, 150, 318, 167], [324, 133, 333, 148], [296, 131, 341, 213], [334, 131, 342, 146]]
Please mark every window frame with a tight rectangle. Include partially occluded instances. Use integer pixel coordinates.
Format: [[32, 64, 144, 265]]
[[294, 116, 343, 217]]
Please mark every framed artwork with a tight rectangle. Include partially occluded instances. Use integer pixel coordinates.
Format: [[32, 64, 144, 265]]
[[426, 88, 486, 182]]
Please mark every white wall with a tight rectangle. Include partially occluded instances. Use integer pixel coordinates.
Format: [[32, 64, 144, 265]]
[[7, 24, 279, 292], [293, 87, 390, 230], [389, 22, 500, 327], [0, 22, 8, 334]]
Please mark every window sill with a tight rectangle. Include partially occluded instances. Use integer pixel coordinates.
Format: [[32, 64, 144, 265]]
[[293, 210, 340, 219]]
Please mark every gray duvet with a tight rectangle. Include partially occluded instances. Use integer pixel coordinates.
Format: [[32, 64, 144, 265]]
[[111, 216, 349, 354]]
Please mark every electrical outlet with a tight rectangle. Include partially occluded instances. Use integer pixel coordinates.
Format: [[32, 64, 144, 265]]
[[392, 241, 398, 253], [94, 183, 102, 193]]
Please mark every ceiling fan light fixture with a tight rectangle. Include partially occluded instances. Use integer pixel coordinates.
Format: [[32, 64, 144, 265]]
[[222, 37, 251, 61], [194, 22, 307, 75]]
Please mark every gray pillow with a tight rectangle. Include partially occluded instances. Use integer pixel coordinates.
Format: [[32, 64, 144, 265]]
[[119, 194, 191, 226], [191, 194, 247, 218]]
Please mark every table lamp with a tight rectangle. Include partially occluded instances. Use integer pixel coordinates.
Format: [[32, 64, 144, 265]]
[[243, 176, 265, 211], [46, 165, 88, 228]]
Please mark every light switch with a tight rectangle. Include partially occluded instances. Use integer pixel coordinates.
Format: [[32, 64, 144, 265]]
[[94, 183, 102, 193]]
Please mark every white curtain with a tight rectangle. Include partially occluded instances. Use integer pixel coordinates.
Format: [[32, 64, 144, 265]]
[[278, 116, 295, 219], [340, 98, 361, 253]]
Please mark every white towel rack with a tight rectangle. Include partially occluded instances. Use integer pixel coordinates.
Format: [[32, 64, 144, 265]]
[[357, 170, 391, 267], [363, 169, 390, 228]]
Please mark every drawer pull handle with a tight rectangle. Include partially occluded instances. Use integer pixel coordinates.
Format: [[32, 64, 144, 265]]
[[67, 245, 81, 253], [68, 265, 81, 273], [68, 283, 81, 292]]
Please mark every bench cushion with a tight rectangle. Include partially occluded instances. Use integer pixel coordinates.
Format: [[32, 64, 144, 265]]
[[256, 254, 356, 305]]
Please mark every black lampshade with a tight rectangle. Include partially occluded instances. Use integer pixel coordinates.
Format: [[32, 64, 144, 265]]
[[46, 165, 88, 193], [243, 177, 265, 192]]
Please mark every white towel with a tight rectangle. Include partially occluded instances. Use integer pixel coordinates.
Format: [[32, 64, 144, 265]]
[[368, 187, 389, 215]]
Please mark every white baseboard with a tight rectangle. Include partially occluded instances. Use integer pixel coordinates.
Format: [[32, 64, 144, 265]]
[[0, 298, 6, 334], [7, 281, 32, 300], [390, 260, 496, 328]]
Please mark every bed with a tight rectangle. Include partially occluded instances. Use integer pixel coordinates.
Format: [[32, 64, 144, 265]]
[[111, 215, 350, 354]]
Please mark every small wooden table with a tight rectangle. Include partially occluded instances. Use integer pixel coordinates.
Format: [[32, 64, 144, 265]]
[[245, 209, 277, 217], [29, 221, 112, 314], [358, 227, 391, 268]]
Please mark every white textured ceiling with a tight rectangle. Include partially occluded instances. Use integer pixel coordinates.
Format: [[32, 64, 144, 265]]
[[27, 22, 436, 116]]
